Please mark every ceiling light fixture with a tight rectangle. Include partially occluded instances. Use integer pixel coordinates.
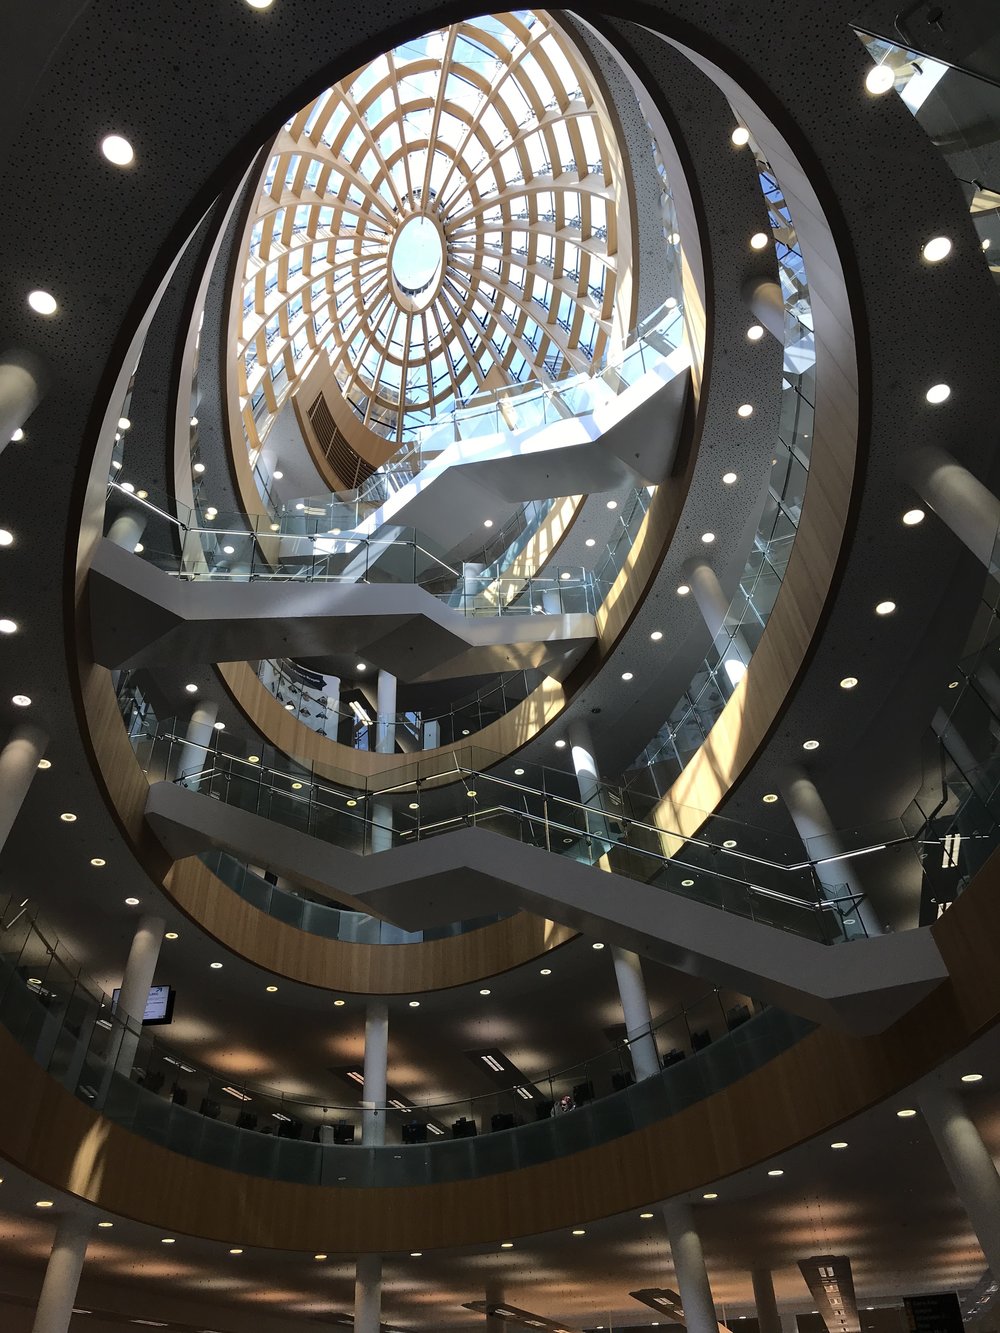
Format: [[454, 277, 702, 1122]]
[[703, 1192, 718, 1200], [737, 403, 754, 417], [840, 676, 858, 689], [922, 236, 952, 263], [248, 755, 260, 764], [902, 507, 925, 526], [925, 383, 951, 404], [747, 324, 765, 341], [0, 619, 17, 634], [677, 584, 690, 596], [480, 988, 491, 996], [731, 126, 750, 146], [28, 290, 58, 316], [90, 857, 106, 867], [10, 429, 24, 442], [875, 600, 896, 616], [650, 630, 663, 641], [245, 0, 275, 8], [213, 721, 225, 730], [896, 1108, 917, 1118], [35, 1200, 54, 1208], [210, 962, 223, 970], [409, 1000, 420, 1007], [592, 942, 605, 950], [38, 758, 51, 769], [333, 998, 345, 1006], [767, 1168, 784, 1177], [165, 932, 178, 940], [124, 897, 140, 906], [865, 62, 896, 94], [314, 1253, 327, 1261], [830, 1141, 848, 1149], [962, 1073, 983, 1083], [193, 462, 206, 474], [722, 471, 738, 484], [802, 739, 820, 750], [555, 738, 567, 748], [98, 1221, 114, 1228], [484, 518, 494, 528], [701, 532, 715, 543], [640, 1211, 655, 1219], [0, 529, 13, 546], [229, 1248, 243, 1255], [540, 968, 551, 975], [621, 671, 634, 681], [572, 1229, 586, 1236], [266, 985, 278, 993], [161, 1238, 175, 1245], [101, 134, 135, 166], [762, 794, 778, 804], [501, 1241, 514, 1249], [12, 695, 31, 707], [60, 812, 77, 822], [750, 233, 769, 250]]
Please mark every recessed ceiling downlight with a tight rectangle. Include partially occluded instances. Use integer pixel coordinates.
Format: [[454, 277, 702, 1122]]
[[865, 62, 895, 94], [28, 290, 57, 316], [875, 600, 897, 616], [747, 324, 765, 341], [925, 383, 951, 404], [922, 236, 952, 263], [902, 508, 925, 526], [101, 134, 135, 166], [731, 126, 750, 146], [12, 695, 31, 707]]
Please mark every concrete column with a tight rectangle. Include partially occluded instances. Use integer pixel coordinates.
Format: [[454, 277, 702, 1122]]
[[97, 914, 165, 1105], [919, 1084, 1000, 1277], [0, 349, 44, 455], [906, 445, 1000, 571], [0, 723, 48, 854], [363, 999, 389, 1146], [662, 1200, 718, 1333], [612, 945, 660, 1081], [741, 277, 785, 343], [30, 1213, 92, 1333], [106, 509, 147, 552], [781, 769, 883, 938], [354, 1253, 382, 1333], [752, 1267, 782, 1333], [177, 701, 218, 783], [570, 720, 659, 1081], [689, 562, 750, 690], [376, 670, 396, 755]]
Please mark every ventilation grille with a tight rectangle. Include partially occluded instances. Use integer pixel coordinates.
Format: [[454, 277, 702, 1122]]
[[307, 392, 378, 490]]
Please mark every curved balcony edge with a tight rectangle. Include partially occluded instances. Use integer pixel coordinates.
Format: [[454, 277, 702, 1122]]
[[1, 845, 997, 1252]]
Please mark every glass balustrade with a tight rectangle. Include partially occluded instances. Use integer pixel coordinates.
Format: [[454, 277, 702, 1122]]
[[0, 894, 811, 1186]]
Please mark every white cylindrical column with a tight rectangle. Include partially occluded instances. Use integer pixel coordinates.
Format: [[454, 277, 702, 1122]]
[[0, 350, 44, 455], [781, 769, 882, 938], [363, 999, 389, 1146], [0, 723, 48, 853], [30, 1213, 92, 1333], [462, 562, 485, 613], [689, 562, 749, 690], [570, 721, 659, 1082], [325, 675, 341, 741], [741, 276, 785, 342], [906, 445, 1000, 571], [752, 1267, 782, 1333], [662, 1201, 718, 1333], [376, 670, 397, 755], [106, 509, 148, 552], [176, 701, 218, 782], [919, 1084, 1000, 1277], [612, 945, 660, 1081], [104, 914, 165, 1097], [423, 719, 441, 750], [354, 1253, 382, 1333]]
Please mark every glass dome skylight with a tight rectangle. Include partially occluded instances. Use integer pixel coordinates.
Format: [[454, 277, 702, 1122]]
[[236, 10, 631, 459]]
